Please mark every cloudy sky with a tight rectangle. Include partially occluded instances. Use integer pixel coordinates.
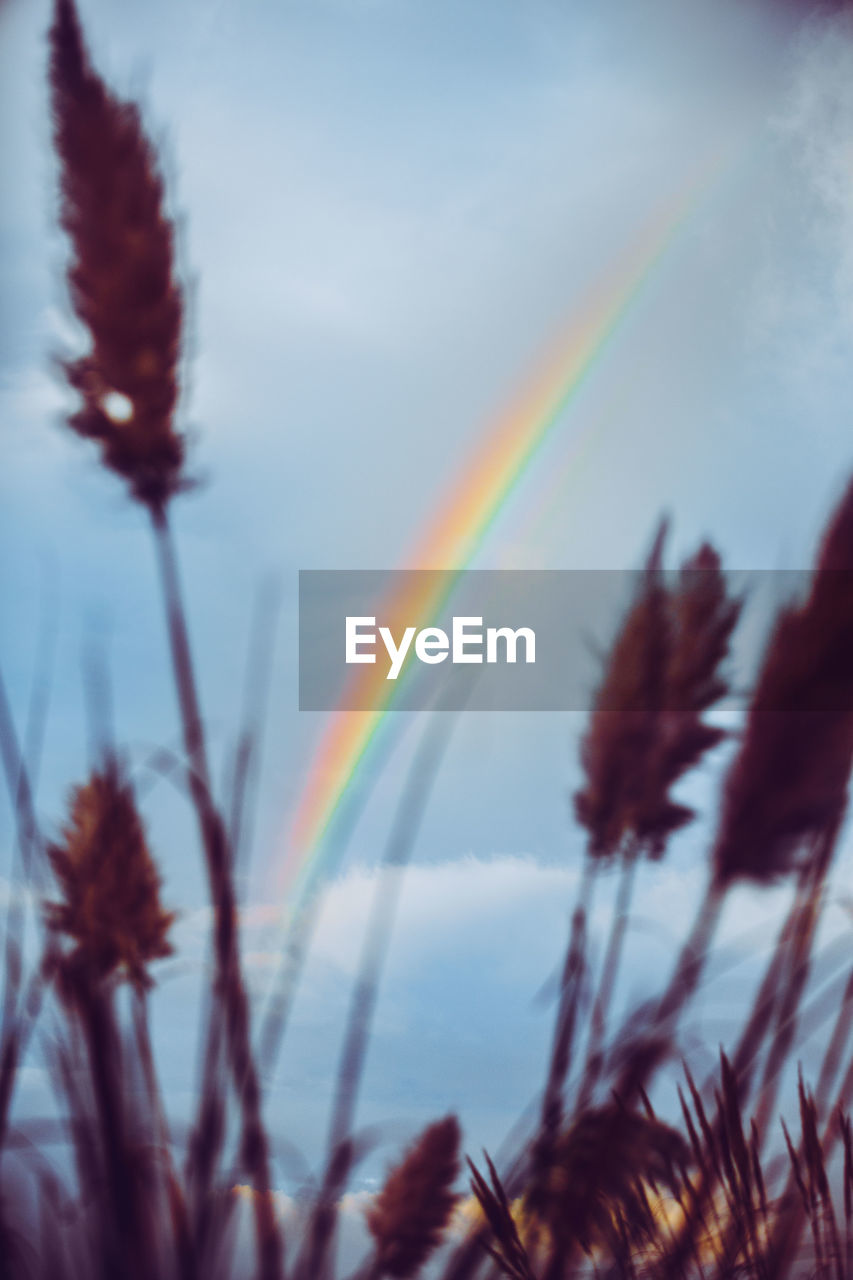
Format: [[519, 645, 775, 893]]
[[4, 0, 853, 1191]]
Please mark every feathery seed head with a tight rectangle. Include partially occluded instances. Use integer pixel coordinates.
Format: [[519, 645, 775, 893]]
[[46, 765, 174, 990], [575, 526, 739, 860], [50, 0, 186, 511], [574, 523, 671, 858], [713, 478, 853, 887], [366, 1115, 460, 1278]]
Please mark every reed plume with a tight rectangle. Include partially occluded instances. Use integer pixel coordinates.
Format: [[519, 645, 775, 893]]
[[49, 0, 185, 511], [545, 529, 670, 1165], [43, 764, 176, 1279], [713, 477, 853, 888], [615, 479, 853, 1115], [697, 482, 853, 1163], [574, 523, 676, 860], [45, 764, 174, 991], [366, 1115, 461, 1279], [535, 528, 732, 1218], [575, 530, 739, 862], [574, 533, 739, 1109], [48, 8, 283, 1273]]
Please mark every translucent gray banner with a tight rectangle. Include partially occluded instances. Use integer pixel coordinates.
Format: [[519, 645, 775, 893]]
[[298, 569, 835, 712]]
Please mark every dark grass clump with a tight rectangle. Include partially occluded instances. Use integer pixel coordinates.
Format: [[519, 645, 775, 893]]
[[468, 1152, 536, 1280], [524, 1102, 689, 1275]]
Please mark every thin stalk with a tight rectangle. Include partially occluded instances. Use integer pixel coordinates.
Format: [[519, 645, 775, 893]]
[[614, 879, 724, 1103], [257, 891, 322, 1074], [295, 712, 460, 1280], [73, 977, 150, 1280], [654, 885, 724, 1028], [540, 855, 598, 1141], [0, 669, 51, 1163], [186, 581, 279, 1249], [149, 506, 283, 1280], [0, 671, 45, 1038], [702, 879, 808, 1106], [752, 835, 834, 1153], [0, 949, 57, 1154], [257, 716, 410, 1082], [228, 578, 280, 885], [133, 990, 196, 1280], [185, 1015, 228, 1262], [577, 843, 639, 1111], [524, 855, 598, 1280], [0, 669, 43, 884], [815, 965, 853, 1122]]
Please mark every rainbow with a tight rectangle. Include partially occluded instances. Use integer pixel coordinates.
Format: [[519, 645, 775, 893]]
[[278, 161, 722, 911]]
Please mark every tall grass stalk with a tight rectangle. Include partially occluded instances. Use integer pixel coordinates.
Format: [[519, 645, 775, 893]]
[[296, 712, 462, 1280], [576, 840, 639, 1110], [751, 831, 836, 1152], [150, 508, 284, 1280]]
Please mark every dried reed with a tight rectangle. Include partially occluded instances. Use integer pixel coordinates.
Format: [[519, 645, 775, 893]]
[[713, 478, 853, 888], [49, 5, 283, 1272], [576, 537, 739, 1108], [297, 713, 462, 1280], [45, 765, 174, 991], [49, 0, 185, 512], [617, 480, 853, 1113], [365, 1116, 460, 1279]]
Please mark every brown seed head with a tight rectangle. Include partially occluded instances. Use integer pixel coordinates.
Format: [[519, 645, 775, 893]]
[[49, 0, 185, 511], [574, 524, 671, 858], [366, 1115, 460, 1278], [46, 765, 174, 989], [713, 478, 853, 887], [575, 528, 739, 860], [667, 545, 741, 717]]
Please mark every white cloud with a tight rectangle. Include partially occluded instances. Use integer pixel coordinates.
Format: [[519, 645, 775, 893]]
[[241, 852, 805, 1017]]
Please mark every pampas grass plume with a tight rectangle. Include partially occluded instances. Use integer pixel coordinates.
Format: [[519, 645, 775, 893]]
[[367, 1115, 461, 1278], [49, 0, 185, 510], [714, 477, 853, 887], [46, 764, 174, 991]]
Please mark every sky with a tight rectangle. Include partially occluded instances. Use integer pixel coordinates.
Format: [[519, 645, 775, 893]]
[[4, 0, 853, 1198]]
